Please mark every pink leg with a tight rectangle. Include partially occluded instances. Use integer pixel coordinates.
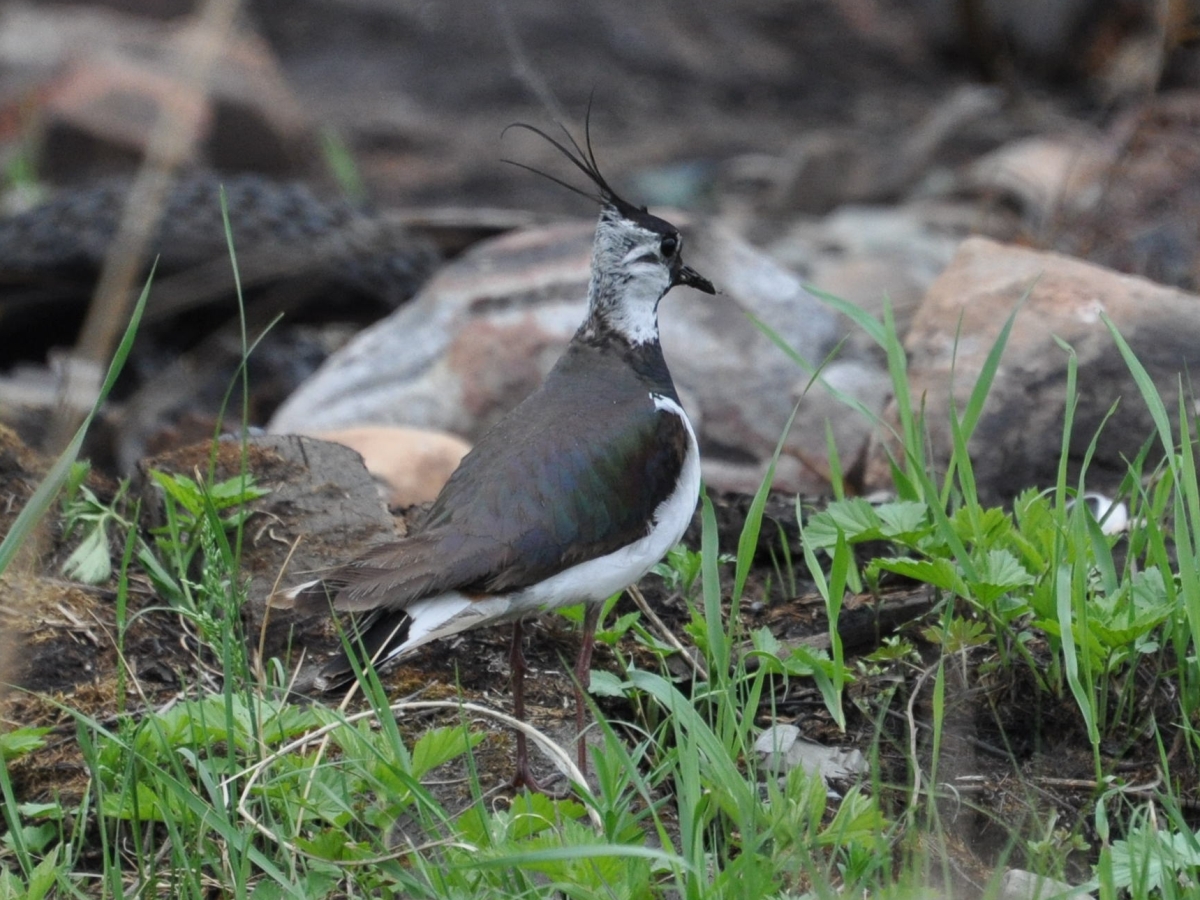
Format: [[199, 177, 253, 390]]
[[572, 602, 603, 777], [508, 619, 539, 790]]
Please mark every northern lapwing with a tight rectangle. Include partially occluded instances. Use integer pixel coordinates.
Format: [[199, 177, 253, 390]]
[[276, 120, 714, 790]]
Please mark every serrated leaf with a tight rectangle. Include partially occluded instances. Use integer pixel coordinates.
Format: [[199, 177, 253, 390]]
[[874, 500, 930, 540], [150, 471, 204, 515], [804, 498, 884, 548], [816, 788, 887, 848], [410, 725, 479, 777], [505, 792, 587, 840], [951, 505, 1013, 547], [873, 556, 965, 594], [1109, 825, 1200, 891], [749, 626, 783, 656], [967, 548, 1035, 603]]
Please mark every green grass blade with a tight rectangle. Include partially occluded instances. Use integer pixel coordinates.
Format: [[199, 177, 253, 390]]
[[804, 285, 888, 346], [959, 297, 1025, 440], [733, 401, 800, 605], [1101, 315, 1174, 457], [700, 492, 728, 680]]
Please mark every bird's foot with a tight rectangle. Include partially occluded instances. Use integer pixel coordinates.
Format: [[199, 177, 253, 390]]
[[506, 764, 571, 799]]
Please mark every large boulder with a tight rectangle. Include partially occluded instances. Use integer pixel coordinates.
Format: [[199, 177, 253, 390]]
[[884, 236, 1200, 501]]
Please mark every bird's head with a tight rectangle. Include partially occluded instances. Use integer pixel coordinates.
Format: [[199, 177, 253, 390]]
[[504, 117, 715, 346]]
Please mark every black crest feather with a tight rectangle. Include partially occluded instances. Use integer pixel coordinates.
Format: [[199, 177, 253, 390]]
[[501, 106, 645, 220]]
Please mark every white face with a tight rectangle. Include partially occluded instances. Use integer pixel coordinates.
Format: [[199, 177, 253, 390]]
[[604, 236, 673, 343], [587, 214, 681, 346]]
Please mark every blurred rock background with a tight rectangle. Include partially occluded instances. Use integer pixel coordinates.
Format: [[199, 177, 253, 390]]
[[0, 0, 1198, 503]]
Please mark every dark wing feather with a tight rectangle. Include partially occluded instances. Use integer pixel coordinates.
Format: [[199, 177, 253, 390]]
[[311, 609, 411, 691], [316, 340, 689, 613], [481, 395, 689, 592]]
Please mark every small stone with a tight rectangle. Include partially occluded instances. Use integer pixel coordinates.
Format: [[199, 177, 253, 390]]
[[965, 133, 1115, 227], [754, 723, 868, 783], [998, 868, 1092, 900]]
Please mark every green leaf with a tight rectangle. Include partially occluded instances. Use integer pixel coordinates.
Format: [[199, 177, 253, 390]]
[[596, 610, 640, 645], [20, 847, 59, 900], [804, 499, 884, 547], [206, 475, 269, 508], [749, 626, 782, 657], [150, 471, 205, 517], [1109, 823, 1200, 892], [788, 643, 845, 719], [410, 726, 479, 778], [874, 501, 931, 541], [967, 548, 1035, 604], [101, 782, 167, 821], [135, 542, 184, 603], [1086, 569, 1173, 648], [0, 727, 50, 762], [587, 670, 626, 698], [950, 505, 1013, 548], [816, 786, 887, 849], [872, 556, 965, 594]]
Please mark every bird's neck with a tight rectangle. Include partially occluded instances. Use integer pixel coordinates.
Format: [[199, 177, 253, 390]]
[[577, 268, 664, 347], [569, 311, 677, 402]]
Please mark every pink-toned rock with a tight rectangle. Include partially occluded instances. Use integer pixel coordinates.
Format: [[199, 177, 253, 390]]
[[877, 236, 1200, 501], [309, 427, 471, 508], [41, 56, 210, 172]]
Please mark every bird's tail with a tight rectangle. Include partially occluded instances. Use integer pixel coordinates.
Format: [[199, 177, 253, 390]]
[[270, 580, 414, 692], [313, 608, 414, 692]]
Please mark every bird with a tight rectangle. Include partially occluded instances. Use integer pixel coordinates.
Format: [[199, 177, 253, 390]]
[[274, 118, 715, 791]]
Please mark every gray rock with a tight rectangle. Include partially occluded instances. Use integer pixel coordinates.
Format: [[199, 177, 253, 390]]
[[135, 433, 396, 665], [754, 723, 868, 783], [998, 869, 1092, 900], [766, 200, 971, 366]]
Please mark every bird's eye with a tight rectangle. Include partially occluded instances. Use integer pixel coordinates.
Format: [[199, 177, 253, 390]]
[[660, 235, 679, 258]]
